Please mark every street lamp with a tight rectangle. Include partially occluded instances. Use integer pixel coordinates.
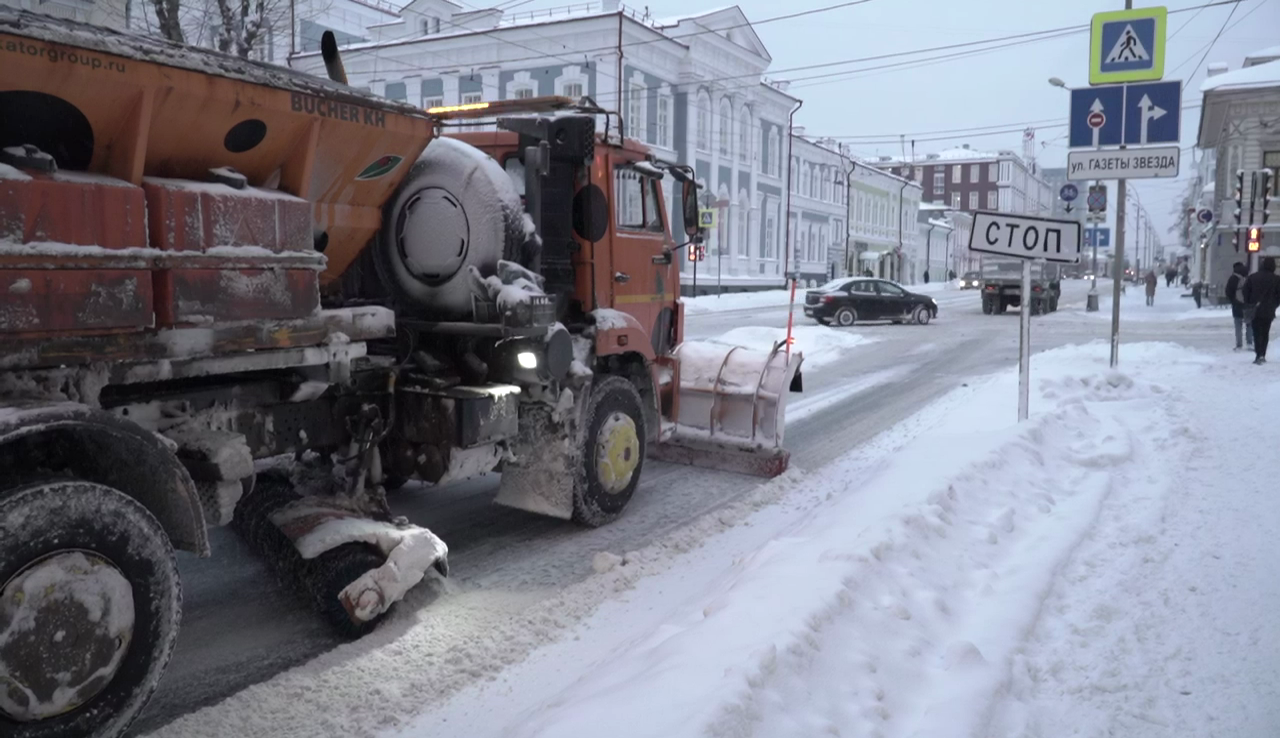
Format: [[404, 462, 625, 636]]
[[1048, 77, 1067, 89]]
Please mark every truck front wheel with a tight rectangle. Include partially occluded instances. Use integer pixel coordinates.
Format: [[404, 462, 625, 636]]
[[573, 376, 647, 527], [0, 480, 181, 738]]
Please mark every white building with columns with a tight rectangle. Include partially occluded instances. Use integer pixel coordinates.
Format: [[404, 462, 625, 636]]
[[291, 1, 810, 293]]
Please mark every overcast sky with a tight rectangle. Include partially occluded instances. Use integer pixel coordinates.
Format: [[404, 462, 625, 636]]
[[518, 0, 1280, 241]]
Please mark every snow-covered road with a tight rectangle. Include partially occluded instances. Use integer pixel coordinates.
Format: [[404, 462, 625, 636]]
[[134, 281, 1260, 737]]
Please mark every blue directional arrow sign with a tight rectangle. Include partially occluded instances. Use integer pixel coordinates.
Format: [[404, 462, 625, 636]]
[[1084, 227, 1112, 249], [1069, 85, 1124, 148], [1122, 80, 1181, 146]]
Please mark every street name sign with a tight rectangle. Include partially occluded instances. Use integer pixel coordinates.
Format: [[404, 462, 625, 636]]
[[968, 211, 1082, 264], [1068, 146, 1179, 181], [1090, 6, 1166, 85]]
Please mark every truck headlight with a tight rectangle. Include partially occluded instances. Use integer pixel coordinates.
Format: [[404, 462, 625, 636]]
[[517, 351, 538, 369]]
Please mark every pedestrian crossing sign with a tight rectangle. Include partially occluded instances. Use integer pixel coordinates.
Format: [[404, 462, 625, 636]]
[[1090, 7, 1166, 85], [698, 209, 717, 229]]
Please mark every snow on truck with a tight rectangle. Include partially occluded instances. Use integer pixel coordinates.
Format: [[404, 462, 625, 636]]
[[0, 11, 803, 738]]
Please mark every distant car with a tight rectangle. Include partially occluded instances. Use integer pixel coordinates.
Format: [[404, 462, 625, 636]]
[[959, 271, 981, 289], [803, 277, 938, 326]]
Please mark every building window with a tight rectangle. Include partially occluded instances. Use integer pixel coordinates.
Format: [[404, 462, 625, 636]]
[[933, 171, 944, 193], [462, 93, 482, 105], [562, 82, 583, 100], [767, 129, 780, 176], [738, 109, 750, 163], [765, 209, 776, 258], [424, 97, 443, 110], [384, 82, 407, 101], [987, 190, 997, 209], [697, 93, 711, 152], [989, 163, 998, 181], [512, 87, 534, 99], [718, 99, 732, 156], [1000, 161, 1011, 181], [969, 164, 979, 183], [790, 157, 798, 191], [952, 165, 961, 183], [422, 17, 440, 34], [657, 97, 670, 148], [736, 197, 749, 257], [628, 83, 644, 142], [951, 192, 961, 209], [968, 191, 978, 210]]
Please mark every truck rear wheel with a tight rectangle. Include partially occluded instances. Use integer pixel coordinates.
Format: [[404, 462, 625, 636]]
[[573, 376, 646, 527], [0, 480, 181, 738], [982, 296, 993, 315]]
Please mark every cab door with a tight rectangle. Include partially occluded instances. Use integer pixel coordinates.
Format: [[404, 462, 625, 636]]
[[609, 163, 676, 355]]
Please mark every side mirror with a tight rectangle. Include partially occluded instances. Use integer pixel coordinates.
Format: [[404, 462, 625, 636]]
[[683, 180, 700, 239]]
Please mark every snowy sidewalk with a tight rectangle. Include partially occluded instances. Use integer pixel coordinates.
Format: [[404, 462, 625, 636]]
[[383, 343, 1279, 738]]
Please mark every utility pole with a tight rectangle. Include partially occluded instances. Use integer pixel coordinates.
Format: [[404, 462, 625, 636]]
[[1108, 0, 1132, 367]]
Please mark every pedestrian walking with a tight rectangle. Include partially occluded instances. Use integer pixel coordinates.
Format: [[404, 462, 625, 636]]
[[1165, 266, 1177, 287], [1242, 256, 1280, 365], [1144, 270, 1157, 306], [1226, 262, 1255, 351]]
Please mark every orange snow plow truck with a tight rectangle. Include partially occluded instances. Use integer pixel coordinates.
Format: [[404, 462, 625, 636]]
[[0, 9, 802, 737]]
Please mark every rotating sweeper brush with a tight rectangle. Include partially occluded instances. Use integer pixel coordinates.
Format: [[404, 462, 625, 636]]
[[232, 470, 449, 637]]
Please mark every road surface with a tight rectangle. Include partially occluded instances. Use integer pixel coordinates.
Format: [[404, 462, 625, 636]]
[[131, 280, 1228, 735]]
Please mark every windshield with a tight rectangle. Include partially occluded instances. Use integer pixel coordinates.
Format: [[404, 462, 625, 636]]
[[963, 272, 979, 279]]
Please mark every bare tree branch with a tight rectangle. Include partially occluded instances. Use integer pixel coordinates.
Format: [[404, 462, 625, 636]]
[[151, 0, 185, 43]]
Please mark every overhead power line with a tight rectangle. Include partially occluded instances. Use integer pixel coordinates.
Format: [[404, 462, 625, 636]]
[[340, 0, 1240, 87]]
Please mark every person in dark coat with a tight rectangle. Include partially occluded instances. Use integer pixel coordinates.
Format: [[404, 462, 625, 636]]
[[1226, 262, 1254, 351], [1144, 270, 1157, 306], [1242, 257, 1280, 365], [1166, 266, 1177, 287]]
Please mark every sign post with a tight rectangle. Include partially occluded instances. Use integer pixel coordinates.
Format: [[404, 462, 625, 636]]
[[968, 211, 1082, 421]]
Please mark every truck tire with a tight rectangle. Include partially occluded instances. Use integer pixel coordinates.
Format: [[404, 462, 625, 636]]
[[1050, 296, 1059, 312], [573, 376, 646, 527], [833, 307, 857, 327], [0, 480, 181, 738], [982, 296, 993, 315]]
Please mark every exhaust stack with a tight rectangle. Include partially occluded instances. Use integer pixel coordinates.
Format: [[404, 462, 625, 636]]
[[321, 31, 348, 85]]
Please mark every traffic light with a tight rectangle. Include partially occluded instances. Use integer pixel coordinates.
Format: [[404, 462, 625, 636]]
[[1233, 170, 1245, 251], [1262, 169, 1274, 226], [687, 243, 699, 262], [1247, 226, 1262, 253]]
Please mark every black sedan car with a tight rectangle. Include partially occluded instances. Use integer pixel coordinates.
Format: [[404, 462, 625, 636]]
[[803, 278, 938, 326]]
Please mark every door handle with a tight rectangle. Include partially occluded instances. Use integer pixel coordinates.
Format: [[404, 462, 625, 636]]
[[614, 272, 630, 283]]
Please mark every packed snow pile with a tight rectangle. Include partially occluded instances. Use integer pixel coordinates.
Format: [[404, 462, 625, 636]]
[[378, 342, 1278, 738], [1075, 286, 1232, 323], [709, 325, 876, 369], [147, 342, 1280, 738], [682, 290, 795, 315]]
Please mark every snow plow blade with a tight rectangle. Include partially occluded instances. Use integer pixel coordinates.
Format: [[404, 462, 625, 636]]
[[652, 340, 802, 478]]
